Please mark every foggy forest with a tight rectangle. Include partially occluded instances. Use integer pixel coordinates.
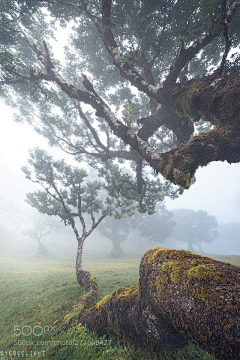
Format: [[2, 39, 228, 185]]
[[0, 1, 240, 359]]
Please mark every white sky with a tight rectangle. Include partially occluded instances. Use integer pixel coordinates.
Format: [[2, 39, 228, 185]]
[[166, 161, 240, 224], [0, 102, 67, 169]]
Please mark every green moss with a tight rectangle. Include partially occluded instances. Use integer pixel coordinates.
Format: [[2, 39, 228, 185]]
[[116, 286, 139, 301], [146, 247, 168, 264], [96, 294, 112, 309], [171, 79, 205, 122], [111, 287, 130, 297], [191, 259, 200, 266], [62, 302, 84, 326], [174, 250, 197, 259], [95, 286, 139, 309], [187, 264, 220, 282], [152, 250, 212, 297], [187, 264, 221, 307], [156, 273, 169, 295], [156, 257, 188, 295], [162, 261, 185, 284]]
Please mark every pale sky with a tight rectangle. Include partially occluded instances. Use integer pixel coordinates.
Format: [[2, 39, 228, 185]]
[[166, 161, 240, 224], [0, 102, 65, 170]]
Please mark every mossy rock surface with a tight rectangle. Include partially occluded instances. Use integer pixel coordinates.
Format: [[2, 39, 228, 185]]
[[79, 248, 240, 360], [140, 248, 240, 360]]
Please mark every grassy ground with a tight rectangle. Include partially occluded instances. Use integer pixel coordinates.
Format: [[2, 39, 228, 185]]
[[0, 253, 238, 360]]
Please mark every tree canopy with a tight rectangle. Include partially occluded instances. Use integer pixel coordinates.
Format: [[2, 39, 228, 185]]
[[22, 214, 64, 257], [1, 0, 240, 194], [171, 208, 219, 252], [98, 204, 175, 258]]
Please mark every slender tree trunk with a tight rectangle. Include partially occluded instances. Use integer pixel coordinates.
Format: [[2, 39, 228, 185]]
[[75, 239, 98, 306], [35, 239, 52, 258], [197, 243, 204, 254], [76, 240, 84, 285], [187, 242, 195, 252], [109, 238, 126, 258]]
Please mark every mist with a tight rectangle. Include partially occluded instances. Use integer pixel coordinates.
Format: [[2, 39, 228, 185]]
[[1, 3, 240, 359], [0, 112, 239, 261]]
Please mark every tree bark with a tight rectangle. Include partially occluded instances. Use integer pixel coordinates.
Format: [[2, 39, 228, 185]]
[[75, 240, 98, 307], [161, 74, 240, 127], [16, 36, 240, 188], [79, 248, 240, 360], [109, 239, 126, 259], [35, 239, 52, 258], [76, 240, 84, 283]]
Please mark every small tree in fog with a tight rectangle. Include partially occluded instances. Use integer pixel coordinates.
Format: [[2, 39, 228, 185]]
[[22, 148, 135, 287], [171, 209, 219, 253], [22, 215, 62, 258], [98, 217, 130, 258], [134, 205, 175, 245], [98, 205, 175, 258]]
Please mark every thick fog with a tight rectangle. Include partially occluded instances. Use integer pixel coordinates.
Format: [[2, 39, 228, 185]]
[[0, 101, 239, 260]]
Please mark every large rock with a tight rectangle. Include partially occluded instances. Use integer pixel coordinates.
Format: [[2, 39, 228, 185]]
[[78, 249, 240, 360]]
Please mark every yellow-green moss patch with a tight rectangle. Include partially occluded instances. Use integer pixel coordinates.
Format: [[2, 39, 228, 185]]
[[116, 286, 139, 301], [62, 302, 84, 327], [96, 286, 139, 309], [162, 261, 186, 285], [96, 294, 112, 309], [90, 276, 97, 283], [187, 264, 220, 283], [146, 247, 169, 264], [156, 273, 169, 295]]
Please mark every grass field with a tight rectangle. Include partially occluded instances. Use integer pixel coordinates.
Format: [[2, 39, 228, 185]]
[[0, 253, 239, 360]]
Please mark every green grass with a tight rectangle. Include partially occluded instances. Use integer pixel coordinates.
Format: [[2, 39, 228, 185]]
[[211, 254, 240, 267], [1, 253, 238, 359]]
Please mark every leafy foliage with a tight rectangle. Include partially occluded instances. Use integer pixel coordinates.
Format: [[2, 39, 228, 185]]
[[22, 148, 137, 227], [171, 208, 219, 251]]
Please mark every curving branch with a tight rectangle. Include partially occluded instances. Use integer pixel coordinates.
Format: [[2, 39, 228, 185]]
[[137, 52, 159, 113], [74, 101, 108, 152], [99, 0, 160, 99], [6, 14, 240, 189], [157, 123, 240, 188], [164, 0, 240, 84], [164, 33, 217, 85], [17, 39, 240, 188], [137, 107, 194, 144]]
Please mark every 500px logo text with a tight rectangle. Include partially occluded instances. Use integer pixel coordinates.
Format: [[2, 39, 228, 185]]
[[13, 325, 56, 337]]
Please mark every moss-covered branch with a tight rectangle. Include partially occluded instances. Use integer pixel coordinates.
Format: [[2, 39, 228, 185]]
[[157, 123, 240, 188], [162, 74, 240, 127], [74, 248, 240, 360], [7, 21, 240, 189]]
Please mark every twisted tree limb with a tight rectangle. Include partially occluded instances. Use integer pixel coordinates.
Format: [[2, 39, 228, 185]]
[[5, 16, 240, 188]]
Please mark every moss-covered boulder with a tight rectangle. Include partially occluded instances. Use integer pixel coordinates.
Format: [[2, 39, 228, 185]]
[[140, 248, 240, 360], [78, 249, 240, 360]]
